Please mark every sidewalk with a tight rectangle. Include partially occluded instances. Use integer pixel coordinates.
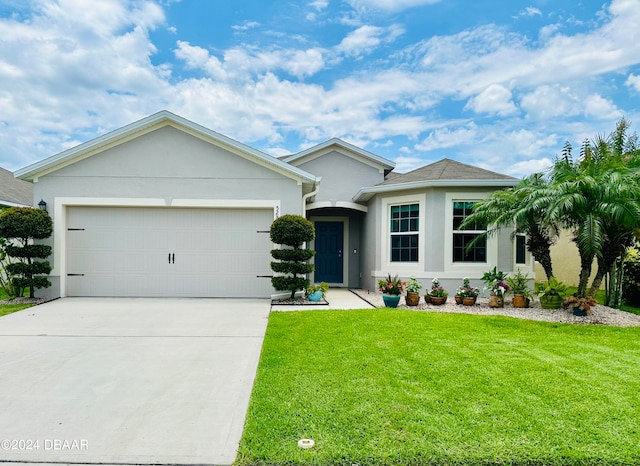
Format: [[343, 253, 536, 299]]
[[271, 288, 374, 311]]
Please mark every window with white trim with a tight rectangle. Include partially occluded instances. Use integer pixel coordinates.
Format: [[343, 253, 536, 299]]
[[452, 201, 486, 263], [390, 203, 419, 262]]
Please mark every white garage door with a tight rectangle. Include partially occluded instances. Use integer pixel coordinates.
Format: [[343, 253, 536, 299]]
[[66, 206, 274, 297]]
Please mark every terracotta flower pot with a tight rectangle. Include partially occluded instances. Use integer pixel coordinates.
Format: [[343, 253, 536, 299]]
[[454, 295, 463, 305], [424, 294, 432, 304], [405, 291, 420, 306], [430, 296, 447, 305], [512, 294, 527, 308], [488, 292, 504, 308], [462, 296, 477, 306]]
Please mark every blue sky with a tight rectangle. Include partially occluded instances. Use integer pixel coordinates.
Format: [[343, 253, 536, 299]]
[[1, 0, 639, 177]]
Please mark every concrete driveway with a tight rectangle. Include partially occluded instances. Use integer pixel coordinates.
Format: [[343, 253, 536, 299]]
[[0, 298, 270, 465]]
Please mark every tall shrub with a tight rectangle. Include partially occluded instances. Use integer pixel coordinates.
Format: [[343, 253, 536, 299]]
[[623, 247, 640, 307], [0, 207, 53, 298], [270, 214, 315, 299]]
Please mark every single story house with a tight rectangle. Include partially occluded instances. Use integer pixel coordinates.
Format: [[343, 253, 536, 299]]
[[15, 110, 530, 298]]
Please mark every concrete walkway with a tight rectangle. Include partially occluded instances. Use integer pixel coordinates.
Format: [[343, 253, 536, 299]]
[[0, 298, 270, 465], [271, 288, 374, 311]]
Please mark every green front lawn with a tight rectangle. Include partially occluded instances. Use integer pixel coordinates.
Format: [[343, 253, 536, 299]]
[[0, 287, 34, 316], [237, 310, 640, 465]]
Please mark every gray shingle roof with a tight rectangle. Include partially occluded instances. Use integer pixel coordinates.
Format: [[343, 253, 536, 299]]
[[381, 158, 517, 185], [0, 167, 33, 207]]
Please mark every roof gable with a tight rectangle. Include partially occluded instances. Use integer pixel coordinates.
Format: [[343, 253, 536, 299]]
[[284, 138, 395, 174], [0, 167, 33, 207], [15, 111, 319, 187]]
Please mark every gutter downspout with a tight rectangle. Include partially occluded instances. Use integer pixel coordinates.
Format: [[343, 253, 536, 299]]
[[302, 179, 321, 217]]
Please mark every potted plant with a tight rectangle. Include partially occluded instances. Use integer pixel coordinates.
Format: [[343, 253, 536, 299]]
[[455, 277, 479, 306], [562, 295, 597, 316], [505, 270, 532, 308], [429, 278, 448, 305], [481, 267, 509, 308], [378, 274, 406, 308], [535, 277, 568, 309], [405, 277, 422, 306], [306, 282, 329, 302]]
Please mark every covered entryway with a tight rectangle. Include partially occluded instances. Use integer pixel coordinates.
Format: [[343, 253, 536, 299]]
[[65, 206, 274, 297]]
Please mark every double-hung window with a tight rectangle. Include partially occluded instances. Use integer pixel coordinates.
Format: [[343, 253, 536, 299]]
[[390, 203, 419, 262], [452, 201, 486, 263]]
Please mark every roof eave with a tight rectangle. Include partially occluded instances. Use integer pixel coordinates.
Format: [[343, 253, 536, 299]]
[[353, 179, 518, 202]]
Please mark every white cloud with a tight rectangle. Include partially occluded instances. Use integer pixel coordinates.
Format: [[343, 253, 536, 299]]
[[503, 158, 553, 177], [520, 85, 581, 119], [415, 124, 477, 151], [336, 24, 404, 57], [309, 0, 329, 10], [465, 84, 518, 116], [0, 0, 169, 168], [175, 41, 325, 80], [411, 0, 640, 98], [583, 94, 622, 119], [232, 20, 260, 31], [503, 129, 558, 158], [518, 6, 542, 17], [284, 49, 326, 78], [626, 74, 640, 92], [393, 155, 424, 173], [346, 0, 440, 12]]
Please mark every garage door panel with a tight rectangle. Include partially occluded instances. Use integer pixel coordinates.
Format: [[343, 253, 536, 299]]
[[66, 207, 274, 297]]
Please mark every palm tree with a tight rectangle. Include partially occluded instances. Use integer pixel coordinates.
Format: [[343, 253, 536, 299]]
[[459, 173, 558, 280], [544, 119, 640, 299]]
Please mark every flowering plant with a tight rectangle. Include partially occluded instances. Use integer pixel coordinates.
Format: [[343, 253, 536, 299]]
[[405, 277, 422, 293], [455, 277, 480, 298], [488, 279, 510, 296], [378, 274, 406, 295], [429, 277, 448, 297], [481, 267, 510, 296]]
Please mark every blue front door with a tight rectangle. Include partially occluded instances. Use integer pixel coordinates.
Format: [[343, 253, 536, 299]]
[[315, 221, 344, 284]]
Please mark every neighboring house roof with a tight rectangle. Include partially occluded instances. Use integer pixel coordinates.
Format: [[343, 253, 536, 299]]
[[15, 110, 320, 188], [283, 138, 396, 174], [354, 158, 519, 202], [0, 167, 33, 207]]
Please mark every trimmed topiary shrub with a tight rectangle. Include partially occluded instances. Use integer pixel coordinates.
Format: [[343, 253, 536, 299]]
[[270, 214, 315, 299], [0, 207, 53, 298]]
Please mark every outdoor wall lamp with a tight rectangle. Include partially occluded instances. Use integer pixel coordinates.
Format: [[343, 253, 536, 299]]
[[38, 199, 47, 212]]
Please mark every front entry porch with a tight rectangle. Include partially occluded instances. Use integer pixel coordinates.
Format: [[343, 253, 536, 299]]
[[308, 208, 364, 289]]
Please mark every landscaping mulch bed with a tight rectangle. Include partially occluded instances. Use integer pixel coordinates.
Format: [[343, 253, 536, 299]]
[[351, 289, 640, 327], [271, 297, 328, 306], [0, 297, 55, 305]]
